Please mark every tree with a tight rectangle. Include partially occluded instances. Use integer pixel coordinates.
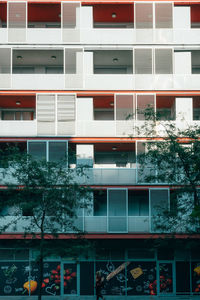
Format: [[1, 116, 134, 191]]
[[0, 147, 91, 299], [136, 108, 200, 233]]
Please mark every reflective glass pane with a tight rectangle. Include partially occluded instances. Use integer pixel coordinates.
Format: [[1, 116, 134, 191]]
[[155, 49, 173, 74], [159, 263, 173, 293], [49, 142, 67, 162], [15, 112, 21, 120], [135, 49, 152, 74], [108, 189, 126, 216], [155, 4, 173, 29], [2, 112, 15, 120], [28, 142, 46, 160], [116, 94, 134, 120], [135, 3, 153, 29], [137, 95, 154, 120]]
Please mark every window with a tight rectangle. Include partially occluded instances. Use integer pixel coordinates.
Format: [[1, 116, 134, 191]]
[[155, 49, 173, 74], [135, 3, 153, 29], [135, 49, 152, 74], [28, 141, 68, 162], [137, 94, 154, 120], [1, 110, 34, 120], [128, 190, 149, 216], [94, 191, 107, 216], [115, 94, 135, 120], [155, 3, 173, 29]]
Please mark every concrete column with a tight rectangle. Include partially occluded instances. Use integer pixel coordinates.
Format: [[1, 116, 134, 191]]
[[174, 52, 191, 74], [77, 97, 93, 121], [173, 7, 191, 29], [84, 52, 93, 74], [80, 6, 93, 29], [76, 51, 83, 74], [176, 97, 193, 121]]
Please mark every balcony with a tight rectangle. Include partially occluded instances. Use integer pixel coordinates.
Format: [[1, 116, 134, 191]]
[[0, 2, 200, 45], [0, 215, 151, 233], [0, 95, 36, 136], [0, 47, 200, 90]]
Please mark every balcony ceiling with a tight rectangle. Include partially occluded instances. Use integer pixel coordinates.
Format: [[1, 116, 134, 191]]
[[94, 143, 135, 152], [0, 95, 35, 108], [13, 50, 63, 66], [93, 50, 132, 67]]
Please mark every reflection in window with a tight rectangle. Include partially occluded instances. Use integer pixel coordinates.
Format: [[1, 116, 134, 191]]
[[49, 142, 67, 162], [155, 49, 173, 74], [135, 49, 152, 74], [28, 142, 46, 161], [28, 141, 68, 162], [155, 4, 172, 29], [135, 3, 153, 29]]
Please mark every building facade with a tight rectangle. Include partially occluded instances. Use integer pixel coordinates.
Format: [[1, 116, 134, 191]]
[[0, 0, 200, 299]]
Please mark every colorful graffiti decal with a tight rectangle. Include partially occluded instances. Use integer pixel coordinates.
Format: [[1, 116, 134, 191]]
[[63, 264, 77, 295], [127, 262, 156, 295], [159, 263, 173, 294], [96, 261, 126, 295], [192, 262, 200, 293]]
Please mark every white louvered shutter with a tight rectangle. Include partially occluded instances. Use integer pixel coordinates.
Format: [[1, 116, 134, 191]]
[[57, 95, 75, 135], [37, 94, 56, 136]]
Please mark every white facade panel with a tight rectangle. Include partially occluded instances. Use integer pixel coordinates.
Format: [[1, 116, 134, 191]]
[[174, 52, 191, 75], [76, 98, 93, 121], [173, 7, 190, 29], [0, 121, 37, 136], [12, 74, 64, 90]]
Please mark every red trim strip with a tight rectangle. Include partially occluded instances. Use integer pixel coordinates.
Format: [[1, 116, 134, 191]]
[[0, 233, 199, 239]]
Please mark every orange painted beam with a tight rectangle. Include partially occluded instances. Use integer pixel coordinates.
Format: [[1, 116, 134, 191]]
[[1, 0, 200, 4], [1, 90, 200, 97], [0, 233, 199, 239]]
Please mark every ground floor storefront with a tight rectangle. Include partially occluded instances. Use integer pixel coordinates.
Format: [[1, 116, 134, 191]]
[[0, 239, 199, 298]]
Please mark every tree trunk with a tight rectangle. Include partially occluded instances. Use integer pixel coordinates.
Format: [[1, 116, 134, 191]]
[[38, 237, 44, 300]]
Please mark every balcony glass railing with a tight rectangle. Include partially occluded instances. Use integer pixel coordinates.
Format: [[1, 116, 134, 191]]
[[0, 119, 199, 138], [0, 215, 151, 233], [1, 73, 200, 90], [0, 27, 200, 44]]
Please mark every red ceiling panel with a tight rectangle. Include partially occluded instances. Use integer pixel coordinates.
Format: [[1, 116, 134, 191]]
[[193, 97, 200, 108], [156, 96, 175, 108], [0, 3, 7, 22], [191, 5, 200, 23], [92, 4, 134, 23], [0, 95, 36, 109], [94, 143, 135, 152], [28, 3, 61, 22], [93, 96, 114, 108]]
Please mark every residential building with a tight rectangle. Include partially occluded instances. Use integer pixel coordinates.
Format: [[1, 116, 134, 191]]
[[0, 0, 199, 298]]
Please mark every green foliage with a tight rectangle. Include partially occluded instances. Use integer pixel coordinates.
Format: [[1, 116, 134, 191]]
[[136, 108, 200, 233]]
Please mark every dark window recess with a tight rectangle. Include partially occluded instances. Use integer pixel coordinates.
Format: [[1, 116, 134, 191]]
[[157, 248, 174, 260], [176, 262, 190, 294], [0, 249, 29, 260], [80, 262, 94, 295], [128, 248, 155, 259], [22, 206, 33, 216], [128, 190, 149, 216], [94, 191, 107, 216]]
